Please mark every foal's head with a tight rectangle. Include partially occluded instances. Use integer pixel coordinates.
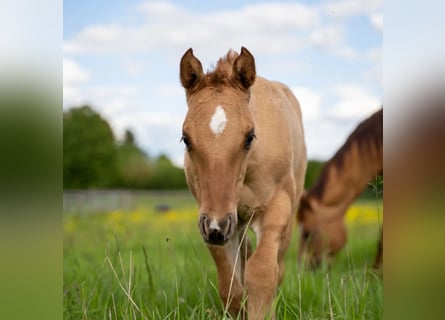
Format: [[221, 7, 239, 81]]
[[180, 47, 256, 246], [297, 193, 347, 268]]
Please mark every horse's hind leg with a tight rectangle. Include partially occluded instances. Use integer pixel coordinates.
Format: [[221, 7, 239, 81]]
[[245, 191, 293, 320]]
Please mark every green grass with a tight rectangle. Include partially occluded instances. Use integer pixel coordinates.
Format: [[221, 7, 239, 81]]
[[63, 193, 382, 319]]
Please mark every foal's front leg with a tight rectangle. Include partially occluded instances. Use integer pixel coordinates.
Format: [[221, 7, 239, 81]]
[[245, 191, 293, 320], [208, 233, 248, 318]]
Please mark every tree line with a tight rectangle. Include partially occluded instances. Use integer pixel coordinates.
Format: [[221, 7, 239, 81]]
[[63, 105, 380, 198], [63, 105, 187, 189]]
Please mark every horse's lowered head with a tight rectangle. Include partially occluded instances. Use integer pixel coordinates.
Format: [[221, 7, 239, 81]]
[[297, 192, 347, 268], [180, 47, 257, 246]]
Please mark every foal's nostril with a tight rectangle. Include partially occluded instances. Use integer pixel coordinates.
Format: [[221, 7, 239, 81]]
[[199, 215, 208, 226], [199, 214, 208, 239], [224, 215, 233, 240]]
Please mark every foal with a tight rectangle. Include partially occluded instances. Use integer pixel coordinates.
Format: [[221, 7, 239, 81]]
[[180, 47, 306, 319], [297, 108, 383, 269]]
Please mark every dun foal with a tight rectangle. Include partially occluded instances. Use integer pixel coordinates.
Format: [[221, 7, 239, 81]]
[[298, 108, 383, 269], [180, 47, 306, 319]]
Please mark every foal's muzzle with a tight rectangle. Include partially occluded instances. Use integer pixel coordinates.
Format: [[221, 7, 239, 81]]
[[199, 213, 235, 246]]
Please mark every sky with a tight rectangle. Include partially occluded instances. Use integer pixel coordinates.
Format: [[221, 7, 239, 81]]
[[63, 0, 382, 166]]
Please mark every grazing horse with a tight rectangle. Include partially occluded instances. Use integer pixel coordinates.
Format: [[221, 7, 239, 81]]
[[298, 108, 383, 269], [179, 47, 306, 319]]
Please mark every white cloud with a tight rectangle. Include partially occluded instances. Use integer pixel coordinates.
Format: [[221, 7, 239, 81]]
[[291, 86, 322, 122], [369, 13, 383, 31], [366, 47, 382, 62], [304, 119, 357, 159], [63, 59, 90, 109], [363, 47, 382, 83], [362, 66, 382, 84], [63, 1, 376, 64], [63, 58, 89, 85], [329, 84, 381, 119], [87, 85, 138, 98], [63, 82, 139, 114], [323, 0, 382, 18], [85, 86, 140, 122], [121, 58, 150, 76], [309, 25, 358, 59], [310, 25, 342, 47], [63, 24, 125, 54], [138, 1, 183, 18], [64, 1, 321, 57], [332, 46, 358, 59], [63, 86, 85, 109], [155, 84, 184, 98], [239, 2, 320, 29], [293, 83, 381, 159]]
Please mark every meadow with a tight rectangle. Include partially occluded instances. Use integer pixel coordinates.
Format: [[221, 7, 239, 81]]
[[63, 191, 383, 320]]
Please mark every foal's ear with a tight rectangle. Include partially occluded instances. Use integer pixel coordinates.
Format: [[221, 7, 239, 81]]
[[180, 48, 204, 91], [232, 47, 256, 91]]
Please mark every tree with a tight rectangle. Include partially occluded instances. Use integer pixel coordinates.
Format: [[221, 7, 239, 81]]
[[115, 129, 152, 188], [63, 106, 117, 188], [64, 106, 189, 190], [124, 129, 135, 145], [147, 154, 187, 189]]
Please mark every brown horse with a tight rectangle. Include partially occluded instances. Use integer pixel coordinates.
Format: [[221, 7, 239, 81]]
[[297, 108, 383, 269], [180, 47, 306, 319]]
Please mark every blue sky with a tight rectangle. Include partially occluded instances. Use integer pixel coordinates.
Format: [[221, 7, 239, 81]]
[[63, 0, 382, 166]]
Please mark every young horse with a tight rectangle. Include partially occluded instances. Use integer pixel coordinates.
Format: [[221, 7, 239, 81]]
[[180, 47, 306, 319], [298, 108, 383, 269]]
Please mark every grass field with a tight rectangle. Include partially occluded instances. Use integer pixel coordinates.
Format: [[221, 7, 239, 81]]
[[63, 192, 383, 319]]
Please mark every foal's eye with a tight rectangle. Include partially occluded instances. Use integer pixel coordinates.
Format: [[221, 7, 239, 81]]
[[181, 135, 192, 151], [244, 129, 256, 150]]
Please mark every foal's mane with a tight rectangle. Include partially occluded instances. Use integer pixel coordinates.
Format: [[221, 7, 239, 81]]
[[309, 108, 383, 201], [205, 50, 239, 87]]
